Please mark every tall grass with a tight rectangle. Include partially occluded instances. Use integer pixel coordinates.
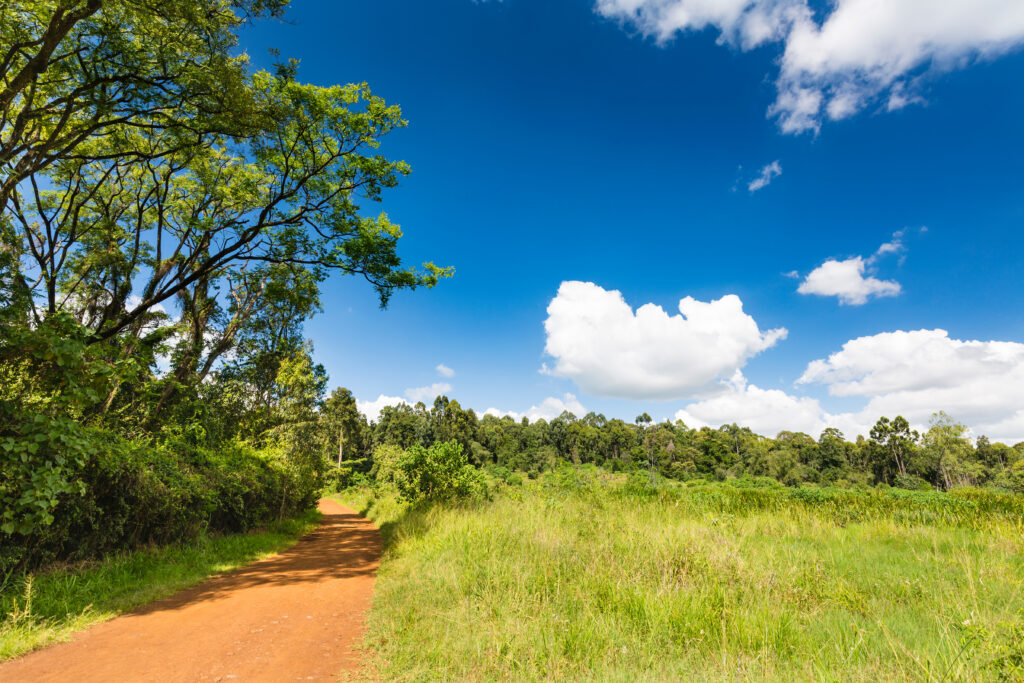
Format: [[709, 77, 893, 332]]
[[0, 510, 320, 660], [339, 471, 1024, 681]]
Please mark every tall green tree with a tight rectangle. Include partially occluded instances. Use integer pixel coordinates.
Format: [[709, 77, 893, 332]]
[[321, 387, 368, 467], [1, 0, 450, 549], [922, 412, 978, 490], [1, 0, 288, 212], [868, 416, 919, 484]]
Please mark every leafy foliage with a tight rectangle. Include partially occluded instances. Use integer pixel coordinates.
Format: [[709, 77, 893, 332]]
[[355, 395, 1022, 495], [395, 441, 487, 503], [0, 0, 447, 574]]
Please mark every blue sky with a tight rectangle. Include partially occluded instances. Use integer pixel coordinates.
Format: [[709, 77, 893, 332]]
[[240, 0, 1024, 442]]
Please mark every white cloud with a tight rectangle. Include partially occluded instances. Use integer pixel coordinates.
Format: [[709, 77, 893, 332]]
[[798, 329, 1024, 443], [796, 235, 904, 305], [484, 393, 587, 422], [543, 281, 786, 400], [357, 394, 409, 422], [595, 0, 805, 48], [670, 328, 1024, 444], [872, 231, 905, 259], [675, 372, 829, 436], [796, 257, 901, 305], [595, 0, 1024, 133], [405, 382, 453, 403], [799, 329, 1024, 397], [747, 160, 782, 192], [436, 363, 455, 378]]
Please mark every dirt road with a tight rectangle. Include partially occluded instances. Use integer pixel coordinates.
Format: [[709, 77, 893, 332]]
[[0, 499, 380, 682]]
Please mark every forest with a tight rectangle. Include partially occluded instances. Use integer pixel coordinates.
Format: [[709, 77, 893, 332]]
[[336, 398, 1024, 493]]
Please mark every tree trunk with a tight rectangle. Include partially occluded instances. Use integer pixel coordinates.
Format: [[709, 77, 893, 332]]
[[337, 425, 344, 468], [893, 445, 908, 478]]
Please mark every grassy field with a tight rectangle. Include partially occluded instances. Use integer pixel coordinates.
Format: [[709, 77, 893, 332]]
[[338, 470, 1024, 681], [0, 510, 320, 661]]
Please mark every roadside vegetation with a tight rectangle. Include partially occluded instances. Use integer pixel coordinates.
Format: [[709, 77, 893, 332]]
[[339, 469, 1024, 681], [1, 0, 444, 574], [1, 0, 442, 656], [326, 397, 1024, 496], [3, 2, 1024, 679]]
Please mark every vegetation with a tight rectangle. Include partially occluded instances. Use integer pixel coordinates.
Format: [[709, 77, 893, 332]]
[[1, 0, 446, 575], [333, 396, 1024, 494], [339, 472, 1024, 681], [3, 1, 1023, 678], [394, 441, 488, 504], [1, 509, 319, 660]]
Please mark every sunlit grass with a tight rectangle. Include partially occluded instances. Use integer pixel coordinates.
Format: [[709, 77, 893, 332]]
[[0, 510, 320, 661], [338, 473, 1024, 681]]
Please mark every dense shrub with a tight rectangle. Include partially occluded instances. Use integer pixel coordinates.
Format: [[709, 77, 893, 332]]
[[0, 432, 318, 574], [603, 476, 1024, 530], [323, 458, 373, 492], [369, 444, 406, 486], [396, 441, 487, 503], [894, 473, 935, 490]]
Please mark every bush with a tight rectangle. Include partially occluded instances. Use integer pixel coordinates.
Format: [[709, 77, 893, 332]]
[[894, 473, 935, 491], [0, 433, 318, 574], [370, 444, 406, 486], [1004, 460, 1024, 494], [324, 459, 373, 492], [395, 441, 488, 503]]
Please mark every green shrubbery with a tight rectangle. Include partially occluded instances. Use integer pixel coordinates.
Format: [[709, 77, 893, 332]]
[[0, 432, 320, 575], [0, 0, 445, 581], [395, 441, 488, 503], [334, 441, 489, 505]]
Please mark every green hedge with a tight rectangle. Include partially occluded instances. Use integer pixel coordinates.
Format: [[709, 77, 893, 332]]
[[1, 435, 316, 574]]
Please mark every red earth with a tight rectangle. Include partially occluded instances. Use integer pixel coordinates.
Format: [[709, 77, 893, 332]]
[[0, 499, 381, 682]]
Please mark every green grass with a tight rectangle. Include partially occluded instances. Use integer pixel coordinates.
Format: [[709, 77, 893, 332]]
[[337, 471, 1024, 681], [0, 510, 321, 661]]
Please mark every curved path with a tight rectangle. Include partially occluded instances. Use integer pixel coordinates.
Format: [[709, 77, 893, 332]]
[[0, 499, 380, 682]]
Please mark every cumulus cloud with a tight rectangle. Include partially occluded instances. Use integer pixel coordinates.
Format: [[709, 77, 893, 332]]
[[796, 257, 901, 305], [747, 160, 782, 192], [796, 235, 904, 305], [357, 394, 409, 422], [674, 372, 829, 436], [796, 329, 1024, 442], [543, 281, 786, 400], [405, 382, 453, 403], [436, 363, 456, 378], [595, 0, 1024, 133], [484, 393, 587, 422], [670, 328, 1024, 443], [799, 329, 1024, 397]]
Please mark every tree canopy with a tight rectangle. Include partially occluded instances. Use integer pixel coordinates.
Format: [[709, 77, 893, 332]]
[[0, 0, 449, 569]]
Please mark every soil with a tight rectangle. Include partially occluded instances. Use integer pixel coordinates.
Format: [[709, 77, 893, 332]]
[[0, 499, 381, 682]]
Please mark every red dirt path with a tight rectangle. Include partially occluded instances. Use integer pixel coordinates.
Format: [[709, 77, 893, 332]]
[[0, 499, 380, 682]]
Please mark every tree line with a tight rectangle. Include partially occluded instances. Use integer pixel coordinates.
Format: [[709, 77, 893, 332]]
[[324, 395, 1024, 493]]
